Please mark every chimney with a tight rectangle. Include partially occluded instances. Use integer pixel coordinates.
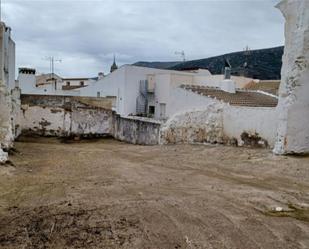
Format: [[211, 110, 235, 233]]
[[17, 68, 36, 92], [220, 79, 236, 93], [224, 67, 231, 80], [98, 72, 104, 80]]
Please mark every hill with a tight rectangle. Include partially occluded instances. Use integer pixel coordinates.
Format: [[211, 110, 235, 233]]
[[133, 61, 181, 69], [133, 46, 284, 80]]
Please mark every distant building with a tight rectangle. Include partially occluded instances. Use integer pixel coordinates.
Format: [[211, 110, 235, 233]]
[[18, 69, 95, 96], [110, 55, 118, 73], [78, 65, 257, 119], [61, 78, 90, 90]]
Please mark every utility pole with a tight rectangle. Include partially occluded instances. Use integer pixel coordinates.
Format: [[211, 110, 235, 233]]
[[44, 56, 62, 90]]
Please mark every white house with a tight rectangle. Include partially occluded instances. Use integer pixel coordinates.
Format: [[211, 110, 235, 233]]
[[18, 69, 83, 96], [78, 65, 254, 119]]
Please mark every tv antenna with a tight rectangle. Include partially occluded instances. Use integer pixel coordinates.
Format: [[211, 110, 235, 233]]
[[175, 50, 186, 62], [244, 46, 251, 55], [43, 56, 62, 90]]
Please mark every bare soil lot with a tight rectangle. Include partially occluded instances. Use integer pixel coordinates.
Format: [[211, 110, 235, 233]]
[[0, 137, 309, 249]]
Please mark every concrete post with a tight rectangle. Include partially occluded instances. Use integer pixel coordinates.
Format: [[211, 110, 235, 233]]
[[0, 22, 14, 162], [274, 0, 309, 154]]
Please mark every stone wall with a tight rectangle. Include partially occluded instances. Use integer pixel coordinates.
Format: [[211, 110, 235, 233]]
[[21, 95, 113, 137], [113, 115, 161, 145]]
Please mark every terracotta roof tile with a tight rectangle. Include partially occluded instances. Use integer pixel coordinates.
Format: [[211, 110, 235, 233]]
[[181, 85, 278, 107]]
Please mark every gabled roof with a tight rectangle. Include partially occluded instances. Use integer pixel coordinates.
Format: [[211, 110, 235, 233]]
[[181, 85, 278, 107]]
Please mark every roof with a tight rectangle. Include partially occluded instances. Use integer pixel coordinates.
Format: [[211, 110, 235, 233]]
[[243, 80, 280, 96], [181, 85, 278, 107], [63, 78, 90, 81], [178, 66, 209, 71], [62, 85, 87, 90]]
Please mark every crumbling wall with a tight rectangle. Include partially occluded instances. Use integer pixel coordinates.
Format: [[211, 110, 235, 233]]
[[113, 115, 161, 145], [160, 102, 277, 147], [21, 95, 113, 137], [160, 103, 225, 144], [274, 0, 309, 154], [20, 95, 161, 145]]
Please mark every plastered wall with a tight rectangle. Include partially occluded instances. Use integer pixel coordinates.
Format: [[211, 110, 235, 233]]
[[20, 95, 113, 137]]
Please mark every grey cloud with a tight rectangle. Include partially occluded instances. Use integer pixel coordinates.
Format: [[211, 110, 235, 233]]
[[3, 0, 284, 77]]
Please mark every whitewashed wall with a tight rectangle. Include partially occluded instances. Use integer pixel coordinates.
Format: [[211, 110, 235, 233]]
[[166, 87, 218, 118], [161, 88, 278, 147], [194, 75, 253, 88], [274, 0, 309, 154], [223, 106, 278, 147], [20, 95, 113, 136], [79, 67, 126, 114], [8, 38, 16, 90]]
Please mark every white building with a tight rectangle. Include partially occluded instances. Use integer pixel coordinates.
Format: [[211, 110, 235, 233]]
[[17, 69, 93, 96], [78, 65, 254, 119]]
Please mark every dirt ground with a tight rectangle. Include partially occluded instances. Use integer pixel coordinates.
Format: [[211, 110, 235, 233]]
[[0, 137, 309, 249]]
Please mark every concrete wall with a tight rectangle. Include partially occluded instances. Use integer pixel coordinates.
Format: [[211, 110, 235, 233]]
[[274, 0, 309, 154], [21, 95, 113, 137], [113, 115, 161, 145]]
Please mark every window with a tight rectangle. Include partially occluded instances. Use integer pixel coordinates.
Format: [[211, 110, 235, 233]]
[[149, 106, 155, 115], [160, 103, 166, 119], [97, 92, 100, 97], [80, 81, 84, 86], [66, 81, 70, 86]]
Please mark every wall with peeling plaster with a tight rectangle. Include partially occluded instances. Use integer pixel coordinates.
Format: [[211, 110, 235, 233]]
[[160, 104, 224, 144], [0, 86, 13, 162], [113, 115, 161, 145], [20, 95, 113, 137], [274, 0, 309, 154], [160, 87, 277, 147], [20, 94, 161, 145]]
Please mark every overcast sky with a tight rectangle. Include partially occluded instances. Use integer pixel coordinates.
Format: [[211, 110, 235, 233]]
[[3, 0, 284, 78]]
